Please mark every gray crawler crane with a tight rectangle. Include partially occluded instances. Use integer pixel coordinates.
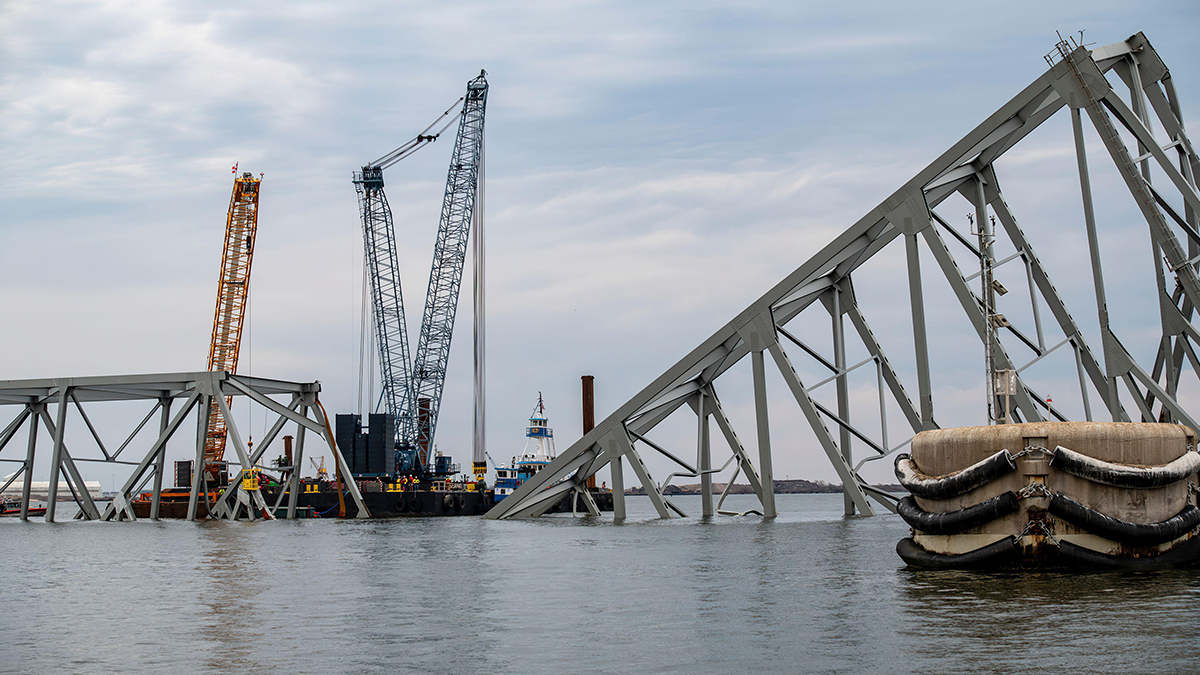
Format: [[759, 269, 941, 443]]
[[350, 71, 489, 481]]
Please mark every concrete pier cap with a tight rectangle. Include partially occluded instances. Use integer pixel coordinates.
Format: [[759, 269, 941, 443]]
[[910, 422, 1197, 556]]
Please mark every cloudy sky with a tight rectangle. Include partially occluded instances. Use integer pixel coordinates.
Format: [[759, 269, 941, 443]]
[[2, 1, 1199, 491]]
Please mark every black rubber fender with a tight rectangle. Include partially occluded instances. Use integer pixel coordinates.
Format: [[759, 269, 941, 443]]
[[1048, 494, 1200, 545], [897, 491, 1020, 535], [396, 499, 408, 513], [896, 535, 1021, 569], [443, 494, 454, 511], [1049, 446, 1200, 488], [409, 498, 422, 513], [894, 450, 1017, 499], [1055, 535, 1200, 569]]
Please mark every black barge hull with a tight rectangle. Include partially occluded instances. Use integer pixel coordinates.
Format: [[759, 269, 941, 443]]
[[291, 488, 615, 518], [295, 489, 492, 517], [132, 487, 616, 519]]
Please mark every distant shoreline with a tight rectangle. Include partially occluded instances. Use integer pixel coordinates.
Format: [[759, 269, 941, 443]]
[[624, 479, 904, 496]]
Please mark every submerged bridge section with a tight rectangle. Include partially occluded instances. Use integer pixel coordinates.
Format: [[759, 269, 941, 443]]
[[487, 32, 1200, 520], [0, 372, 369, 521]]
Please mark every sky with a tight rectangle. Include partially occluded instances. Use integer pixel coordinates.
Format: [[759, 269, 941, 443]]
[[2, 0, 1199, 493]]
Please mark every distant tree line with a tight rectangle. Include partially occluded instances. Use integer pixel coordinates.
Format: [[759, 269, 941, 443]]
[[624, 479, 903, 495]]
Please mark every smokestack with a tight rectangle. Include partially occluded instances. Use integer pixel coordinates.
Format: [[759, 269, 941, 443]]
[[582, 375, 596, 489], [418, 397, 432, 461]]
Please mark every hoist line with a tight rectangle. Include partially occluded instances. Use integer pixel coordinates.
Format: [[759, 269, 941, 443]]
[[369, 96, 466, 169], [357, 256, 370, 416]]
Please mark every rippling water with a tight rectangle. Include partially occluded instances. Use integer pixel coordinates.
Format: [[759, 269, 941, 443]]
[[3, 494, 1198, 674]]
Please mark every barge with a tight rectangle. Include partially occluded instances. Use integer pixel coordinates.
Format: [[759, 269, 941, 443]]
[[130, 393, 613, 519]]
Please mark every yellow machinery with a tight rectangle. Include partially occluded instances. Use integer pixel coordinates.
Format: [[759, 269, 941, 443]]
[[308, 456, 329, 482], [203, 171, 261, 485], [240, 467, 261, 491]]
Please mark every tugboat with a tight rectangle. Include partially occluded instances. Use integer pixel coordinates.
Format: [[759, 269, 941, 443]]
[[491, 393, 615, 514], [494, 393, 556, 503], [0, 495, 45, 517]]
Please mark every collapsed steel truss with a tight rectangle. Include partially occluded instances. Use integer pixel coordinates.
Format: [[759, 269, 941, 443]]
[[0, 372, 369, 522], [486, 32, 1200, 520]]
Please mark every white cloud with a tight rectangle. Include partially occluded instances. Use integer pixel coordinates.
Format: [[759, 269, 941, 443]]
[[1, 0, 1198, 493]]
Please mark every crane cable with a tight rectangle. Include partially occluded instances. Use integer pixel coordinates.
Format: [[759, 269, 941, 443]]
[[357, 256, 369, 416], [246, 244, 252, 452], [358, 95, 464, 416], [369, 96, 465, 170]]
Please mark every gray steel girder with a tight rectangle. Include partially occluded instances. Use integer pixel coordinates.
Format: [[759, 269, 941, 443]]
[[485, 32, 1199, 521], [0, 372, 367, 522]]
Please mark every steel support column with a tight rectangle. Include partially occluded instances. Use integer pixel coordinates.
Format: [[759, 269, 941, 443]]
[[696, 390, 713, 518], [287, 404, 309, 520], [904, 233, 935, 427], [829, 288, 854, 514], [150, 396, 171, 521], [20, 407, 39, 521], [44, 388, 69, 523], [188, 395, 211, 522], [609, 452, 626, 520], [1070, 106, 1124, 419], [750, 349, 777, 518]]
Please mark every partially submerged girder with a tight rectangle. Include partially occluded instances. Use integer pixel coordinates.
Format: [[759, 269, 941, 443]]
[[486, 32, 1200, 520], [0, 371, 369, 522]]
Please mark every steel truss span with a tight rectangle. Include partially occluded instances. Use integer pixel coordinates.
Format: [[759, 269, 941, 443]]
[[486, 32, 1200, 520], [0, 372, 369, 522]]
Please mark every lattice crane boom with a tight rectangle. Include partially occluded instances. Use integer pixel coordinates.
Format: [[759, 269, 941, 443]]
[[352, 166, 415, 429], [204, 171, 261, 481], [353, 71, 488, 474], [350, 95, 467, 430], [411, 71, 488, 466]]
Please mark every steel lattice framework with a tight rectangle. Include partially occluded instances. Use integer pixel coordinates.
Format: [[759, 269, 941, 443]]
[[353, 71, 488, 472], [486, 32, 1200, 520], [410, 72, 489, 465], [353, 167, 415, 433], [0, 372, 369, 522], [204, 172, 261, 482]]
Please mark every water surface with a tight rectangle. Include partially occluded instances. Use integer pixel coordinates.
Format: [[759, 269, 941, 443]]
[[3, 494, 1197, 673]]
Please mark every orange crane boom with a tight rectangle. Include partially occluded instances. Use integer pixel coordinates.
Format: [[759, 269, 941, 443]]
[[203, 171, 261, 484]]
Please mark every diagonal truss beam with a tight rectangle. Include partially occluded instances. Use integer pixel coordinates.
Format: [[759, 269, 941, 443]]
[[0, 372, 366, 523], [485, 32, 1199, 521]]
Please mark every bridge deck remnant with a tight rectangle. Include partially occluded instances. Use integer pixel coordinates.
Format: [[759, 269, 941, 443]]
[[0, 371, 369, 521], [486, 32, 1200, 520]]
